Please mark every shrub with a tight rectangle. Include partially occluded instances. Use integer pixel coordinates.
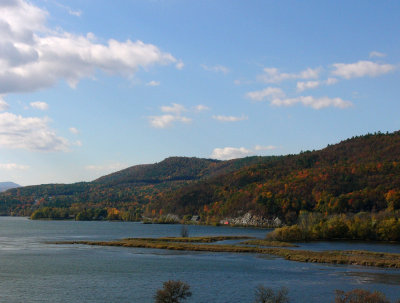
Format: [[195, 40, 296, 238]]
[[154, 280, 192, 303], [334, 289, 391, 303], [254, 285, 289, 303]]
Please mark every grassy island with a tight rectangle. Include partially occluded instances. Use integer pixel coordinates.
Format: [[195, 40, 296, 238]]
[[53, 236, 400, 269]]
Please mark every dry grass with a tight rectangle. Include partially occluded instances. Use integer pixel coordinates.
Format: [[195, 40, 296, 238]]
[[53, 237, 400, 269], [240, 239, 298, 247]]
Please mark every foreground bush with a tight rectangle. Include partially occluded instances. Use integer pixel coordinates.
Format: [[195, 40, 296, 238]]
[[334, 289, 396, 303], [154, 280, 192, 303], [254, 285, 289, 303]]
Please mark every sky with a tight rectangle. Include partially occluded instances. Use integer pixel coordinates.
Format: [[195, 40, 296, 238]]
[[0, 0, 399, 186]]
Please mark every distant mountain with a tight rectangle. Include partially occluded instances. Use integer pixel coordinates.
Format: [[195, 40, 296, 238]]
[[0, 182, 20, 192]]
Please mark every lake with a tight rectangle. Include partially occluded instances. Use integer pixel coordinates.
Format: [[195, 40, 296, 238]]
[[0, 217, 399, 302]]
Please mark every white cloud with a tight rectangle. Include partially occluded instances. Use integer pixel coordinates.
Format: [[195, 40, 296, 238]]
[[30, 101, 48, 110], [258, 67, 321, 83], [176, 61, 184, 70], [270, 96, 352, 109], [148, 114, 191, 128], [296, 81, 320, 92], [0, 163, 29, 170], [0, 0, 180, 94], [0, 112, 69, 151], [297, 78, 338, 92], [146, 80, 160, 86], [212, 115, 248, 122], [332, 60, 395, 79], [69, 127, 79, 134], [194, 104, 209, 112], [245, 87, 285, 101], [369, 51, 386, 58], [201, 64, 229, 74], [161, 103, 186, 114], [73, 140, 82, 147], [0, 96, 9, 111], [325, 77, 338, 85], [211, 144, 278, 160], [210, 147, 252, 160], [149, 103, 192, 128]]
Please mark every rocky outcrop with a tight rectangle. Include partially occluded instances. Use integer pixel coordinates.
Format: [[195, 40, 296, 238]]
[[220, 212, 282, 227]]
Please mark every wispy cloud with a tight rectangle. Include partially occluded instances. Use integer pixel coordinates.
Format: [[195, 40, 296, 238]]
[[210, 147, 252, 160], [296, 78, 338, 92], [246, 87, 285, 101], [30, 101, 48, 110], [258, 67, 321, 83], [194, 104, 210, 112], [0, 96, 9, 111], [161, 103, 186, 114], [369, 51, 386, 58], [212, 115, 248, 122], [148, 114, 191, 128], [69, 127, 79, 134], [211, 144, 278, 160], [0, 163, 29, 170], [270, 96, 352, 109], [201, 64, 229, 74], [0, 112, 69, 151], [146, 80, 160, 87], [332, 60, 395, 79]]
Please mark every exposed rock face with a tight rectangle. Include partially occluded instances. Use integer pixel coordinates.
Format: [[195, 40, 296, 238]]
[[165, 213, 180, 223], [220, 212, 282, 227]]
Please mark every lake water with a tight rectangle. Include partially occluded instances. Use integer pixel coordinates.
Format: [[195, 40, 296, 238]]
[[0, 217, 399, 302]]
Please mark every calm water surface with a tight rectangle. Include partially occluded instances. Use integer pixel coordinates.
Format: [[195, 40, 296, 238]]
[[0, 217, 399, 302]]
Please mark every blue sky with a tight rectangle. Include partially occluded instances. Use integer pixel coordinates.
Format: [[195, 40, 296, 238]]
[[0, 0, 399, 185]]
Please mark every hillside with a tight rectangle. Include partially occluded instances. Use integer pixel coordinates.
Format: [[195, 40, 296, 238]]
[[147, 131, 400, 223], [1, 131, 400, 223], [0, 156, 271, 216]]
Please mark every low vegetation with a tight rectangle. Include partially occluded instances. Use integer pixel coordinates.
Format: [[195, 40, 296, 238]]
[[154, 280, 191, 303], [54, 236, 400, 268], [334, 289, 399, 303], [254, 285, 289, 303], [240, 239, 298, 247], [154, 281, 399, 303]]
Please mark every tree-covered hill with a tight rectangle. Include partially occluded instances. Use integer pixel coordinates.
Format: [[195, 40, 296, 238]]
[[148, 131, 400, 223], [0, 156, 272, 216], [1, 131, 400, 223]]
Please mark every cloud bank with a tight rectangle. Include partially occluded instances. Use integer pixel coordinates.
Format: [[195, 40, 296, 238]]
[[0, 0, 180, 94]]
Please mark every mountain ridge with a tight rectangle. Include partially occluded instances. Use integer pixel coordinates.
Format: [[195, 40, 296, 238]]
[[1, 130, 400, 222]]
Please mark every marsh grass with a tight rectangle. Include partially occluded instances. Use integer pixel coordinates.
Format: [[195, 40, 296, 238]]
[[53, 237, 400, 269], [240, 239, 298, 247]]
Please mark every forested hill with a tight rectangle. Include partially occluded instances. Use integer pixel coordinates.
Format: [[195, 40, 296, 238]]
[[1, 131, 400, 222], [148, 131, 400, 223], [94, 156, 270, 185], [0, 155, 273, 216]]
